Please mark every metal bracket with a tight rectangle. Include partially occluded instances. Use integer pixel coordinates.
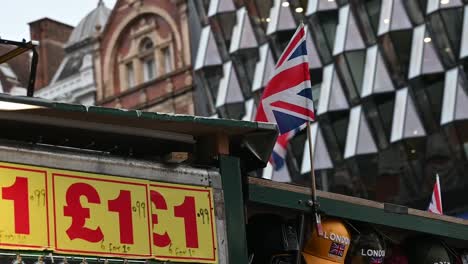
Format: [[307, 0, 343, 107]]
[[306, 199, 322, 213], [0, 38, 39, 97]]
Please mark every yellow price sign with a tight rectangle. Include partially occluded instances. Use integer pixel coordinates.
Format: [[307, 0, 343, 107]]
[[0, 163, 49, 250], [52, 172, 152, 258], [0, 161, 219, 263], [150, 183, 217, 263]]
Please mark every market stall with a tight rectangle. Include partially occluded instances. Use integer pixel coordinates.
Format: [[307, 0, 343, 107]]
[[1, 93, 468, 264], [0, 94, 277, 264], [246, 177, 468, 263]]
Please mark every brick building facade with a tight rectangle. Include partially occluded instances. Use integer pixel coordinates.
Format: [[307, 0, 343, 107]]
[[95, 0, 194, 113], [36, 1, 110, 106], [28, 18, 74, 90], [22, 0, 194, 114]]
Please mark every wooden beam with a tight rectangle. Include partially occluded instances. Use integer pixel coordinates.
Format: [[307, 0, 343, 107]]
[[248, 177, 468, 224], [248, 177, 468, 240], [216, 133, 229, 155]]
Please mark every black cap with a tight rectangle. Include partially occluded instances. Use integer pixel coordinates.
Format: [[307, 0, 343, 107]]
[[347, 231, 386, 264], [405, 237, 451, 264], [247, 214, 299, 263]]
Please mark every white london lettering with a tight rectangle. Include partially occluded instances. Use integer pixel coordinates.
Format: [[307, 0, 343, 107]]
[[322, 232, 350, 245], [360, 249, 385, 257]]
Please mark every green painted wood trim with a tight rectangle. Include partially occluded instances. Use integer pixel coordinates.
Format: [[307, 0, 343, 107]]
[[247, 180, 312, 212], [248, 182, 468, 241], [0, 94, 278, 170], [0, 93, 277, 132], [219, 155, 249, 264]]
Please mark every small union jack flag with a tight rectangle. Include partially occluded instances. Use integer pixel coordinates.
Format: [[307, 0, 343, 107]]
[[270, 127, 300, 170], [370, 257, 384, 264], [428, 174, 443, 215], [329, 242, 346, 257], [255, 24, 315, 135]]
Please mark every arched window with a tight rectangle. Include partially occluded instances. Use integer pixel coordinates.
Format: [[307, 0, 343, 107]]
[[140, 37, 156, 82], [162, 46, 173, 74], [126, 62, 135, 88], [140, 37, 154, 51]]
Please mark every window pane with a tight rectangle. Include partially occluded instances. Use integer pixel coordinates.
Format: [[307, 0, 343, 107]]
[[140, 37, 154, 52], [143, 58, 156, 81], [126, 63, 135, 88], [363, 0, 380, 36], [163, 47, 173, 74]]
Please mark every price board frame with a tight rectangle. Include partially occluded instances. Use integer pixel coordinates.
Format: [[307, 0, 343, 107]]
[[51, 172, 153, 258], [0, 144, 226, 263], [0, 164, 50, 250], [149, 183, 217, 262]]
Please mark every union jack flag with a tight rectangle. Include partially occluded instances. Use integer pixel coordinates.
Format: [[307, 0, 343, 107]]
[[255, 24, 315, 173], [370, 257, 384, 264], [255, 24, 315, 135], [328, 242, 346, 257]]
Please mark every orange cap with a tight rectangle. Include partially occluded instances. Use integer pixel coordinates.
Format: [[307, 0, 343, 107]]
[[302, 218, 351, 264]]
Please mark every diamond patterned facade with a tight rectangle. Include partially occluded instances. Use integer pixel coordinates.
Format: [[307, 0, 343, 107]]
[[190, 0, 468, 214]]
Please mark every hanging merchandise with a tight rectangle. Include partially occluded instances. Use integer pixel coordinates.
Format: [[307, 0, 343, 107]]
[[247, 214, 299, 264], [347, 230, 386, 264], [302, 218, 351, 264], [405, 237, 451, 264], [12, 254, 25, 264], [461, 250, 468, 264], [384, 246, 408, 264]]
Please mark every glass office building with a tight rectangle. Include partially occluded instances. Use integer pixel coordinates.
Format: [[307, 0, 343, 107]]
[[189, 0, 468, 215]]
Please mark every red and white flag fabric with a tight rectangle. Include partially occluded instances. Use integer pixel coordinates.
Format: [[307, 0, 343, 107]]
[[255, 24, 315, 173], [264, 131, 297, 182], [428, 174, 443, 215], [255, 24, 315, 135], [269, 128, 298, 171]]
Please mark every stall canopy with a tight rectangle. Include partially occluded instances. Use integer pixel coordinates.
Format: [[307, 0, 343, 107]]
[[0, 93, 278, 172]]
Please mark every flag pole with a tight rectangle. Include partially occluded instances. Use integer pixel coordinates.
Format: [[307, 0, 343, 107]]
[[306, 121, 323, 236], [301, 20, 323, 236]]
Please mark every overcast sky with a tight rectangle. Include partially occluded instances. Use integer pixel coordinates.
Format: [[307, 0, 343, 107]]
[[1, 0, 117, 41]]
